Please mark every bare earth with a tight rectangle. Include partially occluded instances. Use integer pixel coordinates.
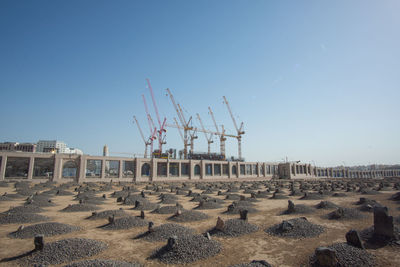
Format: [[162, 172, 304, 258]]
[[0, 180, 399, 267]]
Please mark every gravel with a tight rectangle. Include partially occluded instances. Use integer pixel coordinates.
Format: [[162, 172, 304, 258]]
[[61, 203, 101, 212], [86, 209, 128, 220], [309, 243, 375, 267], [359, 226, 400, 246], [0, 212, 49, 224], [122, 194, 147, 205], [18, 238, 107, 266], [3, 205, 45, 214], [64, 259, 142, 267], [195, 200, 223, 210], [230, 260, 273, 267], [326, 207, 366, 220], [9, 222, 80, 238], [299, 192, 325, 200], [132, 200, 160, 211], [225, 201, 259, 215], [100, 216, 148, 230], [152, 205, 186, 214], [315, 201, 339, 209], [149, 234, 221, 264], [265, 217, 325, 238], [281, 204, 314, 215], [167, 210, 209, 222], [137, 223, 195, 242], [209, 218, 259, 237]]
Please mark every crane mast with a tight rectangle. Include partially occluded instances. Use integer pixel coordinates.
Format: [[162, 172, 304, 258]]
[[208, 106, 226, 159], [133, 115, 150, 158], [146, 79, 167, 156], [223, 96, 245, 160], [196, 113, 213, 154]]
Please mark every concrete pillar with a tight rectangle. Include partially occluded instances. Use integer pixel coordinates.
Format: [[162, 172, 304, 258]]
[[189, 160, 193, 180], [0, 155, 7, 180], [100, 159, 106, 179], [119, 160, 123, 179], [166, 159, 170, 178], [178, 162, 182, 178], [53, 156, 63, 181], [27, 156, 34, 180], [134, 158, 140, 181], [201, 160, 205, 179], [78, 155, 87, 182]]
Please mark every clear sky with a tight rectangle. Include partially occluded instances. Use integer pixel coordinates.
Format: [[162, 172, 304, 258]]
[[1, 0, 399, 167]]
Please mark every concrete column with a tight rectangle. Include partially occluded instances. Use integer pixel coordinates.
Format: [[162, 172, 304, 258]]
[[27, 156, 34, 180], [78, 155, 87, 182], [101, 159, 106, 179], [0, 155, 7, 180], [53, 156, 63, 181], [178, 162, 182, 178], [201, 160, 205, 179], [151, 159, 157, 181], [293, 163, 297, 177], [166, 159, 170, 178], [189, 160, 193, 180], [134, 158, 141, 181], [119, 160, 123, 179]]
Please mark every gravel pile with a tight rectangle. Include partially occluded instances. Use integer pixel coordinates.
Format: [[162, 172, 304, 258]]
[[299, 192, 325, 200], [101, 216, 148, 230], [355, 198, 383, 212], [9, 222, 80, 238], [152, 205, 186, 214], [0, 212, 49, 224], [359, 226, 400, 246], [209, 218, 259, 237], [225, 201, 259, 214], [18, 238, 107, 266], [195, 200, 223, 210], [149, 234, 221, 264], [132, 200, 160, 211], [64, 259, 142, 267], [167, 210, 209, 222], [61, 203, 101, 212], [230, 260, 273, 267], [309, 243, 375, 267], [326, 207, 366, 220], [3, 205, 44, 214], [137, 223, 195, 242], [315, 201, 339, 209], [332, 192, 347, 197], [158, 194, 179, 204], [0, 181, 9, 187], [86, 209, 128, 220], [389, 192, 400, 201], [225, 194, 243, 200], [265, 217, 324, 238], [123, 194, 147, 205]]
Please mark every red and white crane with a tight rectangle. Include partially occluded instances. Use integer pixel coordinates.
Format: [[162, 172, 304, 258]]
[[132, 115, 151, 158], [208, 106, 227, 159], [142, 94, 158, 157], [223, 96, 245, 160]]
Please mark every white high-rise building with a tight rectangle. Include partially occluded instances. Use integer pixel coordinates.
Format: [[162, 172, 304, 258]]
[[36, 140, 82, 154]]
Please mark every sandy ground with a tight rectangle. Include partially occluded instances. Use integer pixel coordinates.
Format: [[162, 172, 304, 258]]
[[0, 181, 399, 267]]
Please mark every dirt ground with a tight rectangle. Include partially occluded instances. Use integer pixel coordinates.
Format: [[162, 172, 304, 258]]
[[0, 180, 399, 267]]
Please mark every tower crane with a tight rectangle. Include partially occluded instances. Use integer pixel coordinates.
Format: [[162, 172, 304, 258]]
[[208, 106, 227, 159], [223, 96, 245, 160], [196, 113, 213, 154], [142, 94, 157, 157], [132, 115, 151, 158], [166, 88, 193, 159], [146, 79, 167, 157]]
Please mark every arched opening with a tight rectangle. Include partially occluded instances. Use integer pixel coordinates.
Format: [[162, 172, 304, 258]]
[[141, 163, 150, 176], [194, 164, 201, 175], [62, 160, 78, 179]]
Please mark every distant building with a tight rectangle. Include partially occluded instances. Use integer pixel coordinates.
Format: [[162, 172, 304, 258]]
[[36, 140, 83, 154], [0, 142, 36, 152], [37, 140, 67, 154], [103, 145, 109, 156]]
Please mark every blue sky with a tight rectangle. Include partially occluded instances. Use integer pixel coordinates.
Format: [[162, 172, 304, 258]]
[[0, 0, 399, 166]]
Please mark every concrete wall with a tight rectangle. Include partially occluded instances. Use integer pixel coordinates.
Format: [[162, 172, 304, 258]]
[[0, 151, 398, 183]]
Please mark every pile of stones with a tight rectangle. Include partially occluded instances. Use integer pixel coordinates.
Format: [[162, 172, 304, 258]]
[[326, 207, 365, 220], [18, 237, 107, 266], [168, 210, 209, 222], [315, 201, 339, 209], [9, 222, 80, 238], [152, 203, 185, 214], [64, 259, 142, 267], [195, 199, 223, 210], [101, 216, 148, 230], [265, 217, 324, 238], [208, 213, 259, 238], [0, 211, 49, 224], [149, 234, 221, 264], [137, 223, 195, 242], [281, 200, 314, 215], [61, 203, 101, 212], [86, 209, 128, 220]]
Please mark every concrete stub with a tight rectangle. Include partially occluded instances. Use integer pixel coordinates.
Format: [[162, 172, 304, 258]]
[[108, 215, 115, 224], [34, 235, 44, 251], [140, 210, 145, 219], [239, 209, 248, 221], [206, 232, 211, 240], [148, 221, 154, 232], [288, 200, 295, 213], [373, 206, 394, 238], [18, 225, 24, 231], [345, 229, 364, 249], [279, 220, 294, 232], [167, 235, 177, 249], [216, 217, 225, 231], [315, 246, 338, 267]]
